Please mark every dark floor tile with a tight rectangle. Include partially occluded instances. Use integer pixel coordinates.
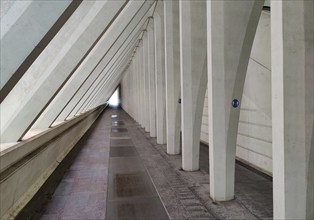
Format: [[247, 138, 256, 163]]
[[109, 157, 145, 174], [108, 172, 157, 199], [110, 146, 137, 157]]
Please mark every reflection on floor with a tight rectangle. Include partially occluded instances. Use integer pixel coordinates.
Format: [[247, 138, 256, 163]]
[[17, 107, 272, 219], [106, 116, 169, 219]]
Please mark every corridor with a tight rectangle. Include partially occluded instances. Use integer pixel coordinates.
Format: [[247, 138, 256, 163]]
[[17, 108, 272, 220]]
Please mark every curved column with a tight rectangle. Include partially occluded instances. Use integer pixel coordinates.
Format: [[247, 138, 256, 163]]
[[207, 0, 264, 201], [164, 0, 181, 155], [180, 0, 207, 171], [271, 0, 313, 219]]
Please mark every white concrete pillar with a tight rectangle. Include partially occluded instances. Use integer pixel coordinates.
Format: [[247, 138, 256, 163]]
[[139, 39, 145, 128], [134, 52, 140, 122], [143, 32, 150, 132], [148, 23, 157, 137], [164, 0, 181, 155], [207, 0, 264, 200], [135, 48, 141, 123], [180, 0, 207, 171], [271, 0, 313, 219], [154, 0, 167, 144]]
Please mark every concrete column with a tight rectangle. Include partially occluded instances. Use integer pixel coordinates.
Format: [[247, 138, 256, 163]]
[[271, 0, 313, 219], [148, 23, 157, 137], [135, 48, 141, 123], [134, 52, 140, 122], [154, 0, 167, 144], [143, 32, 150, 132], [207, 0, 264, 200], [180, 0, 207, 171], [139, 39, 145, 128], [164, 0, 181, 155]]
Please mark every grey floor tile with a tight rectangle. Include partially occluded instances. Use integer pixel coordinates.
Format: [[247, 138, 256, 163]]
[[110, 138, 133, 147], [110, 146, 137, 157], [106, 197, 169, 220]]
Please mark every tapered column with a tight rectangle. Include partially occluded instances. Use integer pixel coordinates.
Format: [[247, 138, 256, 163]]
[[148, 23, 156, 137], [207, 0, 264, 201], [180, 0, 207, 171], [271, 0, 313, 219], [164, 0, 181, 155], [154, 0, 167, 144]]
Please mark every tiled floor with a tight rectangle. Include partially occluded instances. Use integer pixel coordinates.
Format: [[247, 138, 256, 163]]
[[106, 113, 169, 219], [17, 108, 273, 220]]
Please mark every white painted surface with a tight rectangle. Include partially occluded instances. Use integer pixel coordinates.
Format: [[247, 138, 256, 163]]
[[154, 1, 167, 144], [0, 0, 71, 89], [201, 11, 272, 175]]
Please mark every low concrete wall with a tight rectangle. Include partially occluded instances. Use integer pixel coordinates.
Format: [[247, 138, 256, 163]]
[[0, 106, 105, 219]]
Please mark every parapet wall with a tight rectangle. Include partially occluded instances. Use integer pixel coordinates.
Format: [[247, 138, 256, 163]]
[[0, 106, 105, 219]]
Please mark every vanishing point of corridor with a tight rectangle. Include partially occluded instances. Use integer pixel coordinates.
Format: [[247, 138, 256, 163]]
[[17, 108, 272, 220]]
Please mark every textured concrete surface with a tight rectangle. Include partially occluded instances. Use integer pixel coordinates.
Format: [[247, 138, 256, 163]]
[[17, 108, 272, 219], [121, 108, 273, 219]]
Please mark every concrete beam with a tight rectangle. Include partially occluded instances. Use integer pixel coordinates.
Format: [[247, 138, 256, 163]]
[[33, 1, 147, 129], [0, 0, 72, 96], [53, 12, 150, 122], [1, 1, 127, 142]]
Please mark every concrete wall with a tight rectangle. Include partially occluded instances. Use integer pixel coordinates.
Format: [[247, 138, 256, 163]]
[[0, 106, 105, 219], [201, 11, 272, 175]]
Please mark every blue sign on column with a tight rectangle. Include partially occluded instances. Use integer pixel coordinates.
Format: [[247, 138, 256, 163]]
[[232, 99, 239, 108]]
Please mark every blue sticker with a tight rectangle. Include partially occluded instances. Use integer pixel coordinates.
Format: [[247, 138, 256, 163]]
[[232, 99, 239, 108]]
